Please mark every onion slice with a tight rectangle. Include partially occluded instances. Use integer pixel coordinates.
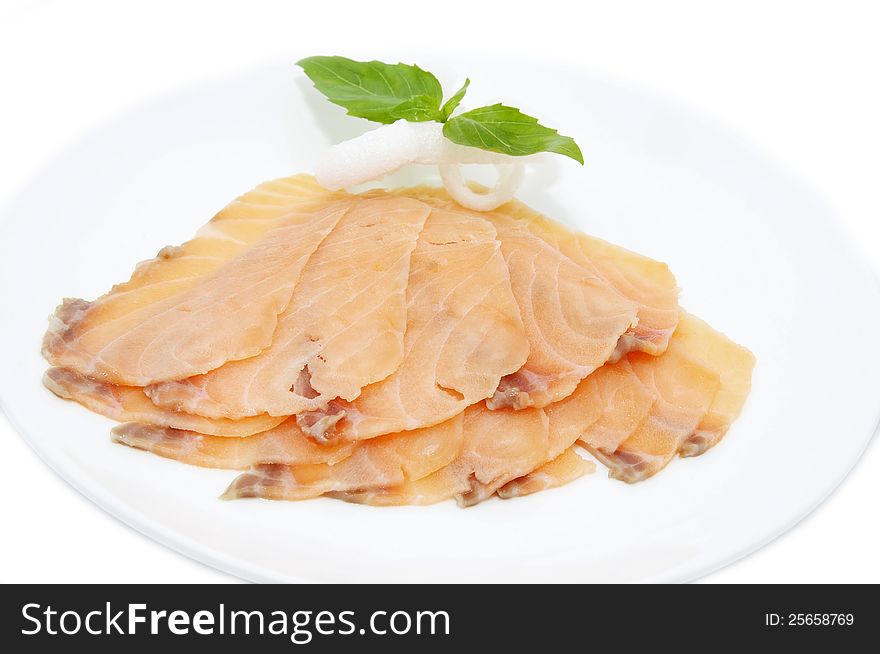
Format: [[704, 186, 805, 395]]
[[439, 162, 524, 212]]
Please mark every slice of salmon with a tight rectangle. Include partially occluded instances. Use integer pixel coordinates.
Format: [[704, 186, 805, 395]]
[[43, 177, 348, 386], [296, 206, 529, 442], [49, 174, 339, 346], [673, 314, 756, 457], [311, 312, 753, 504], [112, 406, 460, 486], [43, 176, 334, 358], [459, 345, 654, 499], [569, 358, 657, 454], [494, 198, 680, 358], [221, 414, 463, 500], [43, 367, 283, 437], [145, 194, 430, 418], [484, 213, 639, 409], [452, 404, 553, 506], [462, 355, 650, 502], [112, 420, 354, 469], [398, 188, 640, 410], [326, 466, 470, 506], [322, 352, 660, 507], [586, 316, 722, 482], [497, 447, 595, 499], [329, 404, 551, 507], [115, 312, 751, 500], [476, 345, 656, 500]]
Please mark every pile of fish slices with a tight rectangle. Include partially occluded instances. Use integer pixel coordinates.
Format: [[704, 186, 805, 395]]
[[42, 175, 755, 507]]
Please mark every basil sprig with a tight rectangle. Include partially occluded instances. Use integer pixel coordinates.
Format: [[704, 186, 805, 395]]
[[297, 56, 583, 164]]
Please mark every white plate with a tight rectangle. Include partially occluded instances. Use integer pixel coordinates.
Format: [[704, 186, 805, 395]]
[[1, 60, 878, 583]]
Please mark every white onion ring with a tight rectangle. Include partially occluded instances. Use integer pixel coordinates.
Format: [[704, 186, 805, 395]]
[[438, 162, 524, 211], [315, 120, 535, 211]]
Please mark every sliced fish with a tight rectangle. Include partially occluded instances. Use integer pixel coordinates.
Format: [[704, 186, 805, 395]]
[[674, 314, 756, 457], [112, 420, 354, 468], [568, 358, 657, 454], [497, 447, 595, 499], [44, 367, 283, 437], [330, 404, 551, 507], [586, 314, 726, 482], [146, 194, 430, 417], [44, 177, 348, 385], [40, 174, 751, 505], [221, 414, 463, 500], [496, 197, 680, 357], [296, 206, 529, 441], [485, 212, 639, 409], [397, 187, 641, 409]]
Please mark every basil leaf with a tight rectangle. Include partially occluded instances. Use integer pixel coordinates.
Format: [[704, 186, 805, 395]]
[[440, 78, 470, 120], [388, 95, 445, 122], [443, 104, 583, 163], [297, 56, 443, 124]]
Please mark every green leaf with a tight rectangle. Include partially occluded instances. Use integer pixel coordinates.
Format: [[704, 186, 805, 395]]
[[388, 95, 445, 122], [440, 78, 470, 120], [443, 104, 583, 164], [297, 56, 444, 124]]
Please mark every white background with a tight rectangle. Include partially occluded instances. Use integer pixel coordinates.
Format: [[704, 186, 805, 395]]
[[0, 0, 877, 583]]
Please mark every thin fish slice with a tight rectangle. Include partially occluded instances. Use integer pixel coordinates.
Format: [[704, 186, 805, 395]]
[[146, 194, 430, 417], [53, 175, 339, 340], [453, 404, 553, 506], [495, 197, 680, 357], [44, 191, 349, 385], [464, 358, 647, 502], [297, 206, 529, 442], [570, 358, 657, 454], [43, 367, 283, 437], [336, 366, 641, 506], [337, 319, 732, 503], [673, 314, 756, 456], [112, 420, 354, 469], [485, 214, 639, 409], [488, 352, 655, 498], [327, 466, 469, 507], [331, 404, 551, 507], [587, 323, 721, 482], [43, 175, 333, 360], [398, 187, 639, 409], [221, 414, 464, 500], [402, 186, 678, 356], [497, 447, 595, 499]]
